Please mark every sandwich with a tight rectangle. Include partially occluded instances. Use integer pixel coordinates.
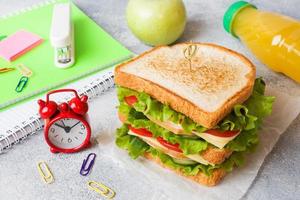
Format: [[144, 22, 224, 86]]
[[114, 43, 275, 186]]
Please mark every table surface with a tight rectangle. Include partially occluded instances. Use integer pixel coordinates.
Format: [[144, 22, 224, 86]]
[[0, 0, 300, 200]]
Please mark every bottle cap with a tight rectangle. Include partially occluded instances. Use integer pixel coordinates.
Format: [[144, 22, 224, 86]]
[[223, 1, 256, 37]]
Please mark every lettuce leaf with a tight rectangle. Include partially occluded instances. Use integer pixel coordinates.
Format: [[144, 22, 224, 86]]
[[117, 78, 274, 152], [150, 145, 245, 176], [122, 102, 257, 153], [226, 78, 275, 151], [117, 87, 138, 102], [117, 86, 204, 133], [116, 125, 150, 159], [154, 144, 246, 176], [125, 108, 208, 155], [115, 124, 245, 176], [117, 79, 269, 133], [245, 78, 275, 122], [115, 78, 275, 177]]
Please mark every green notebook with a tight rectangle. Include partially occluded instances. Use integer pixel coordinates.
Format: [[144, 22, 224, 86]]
[[0, 0, 132, 110]]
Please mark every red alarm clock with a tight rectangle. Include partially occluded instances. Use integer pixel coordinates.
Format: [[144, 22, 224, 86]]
[[38, 89, 91, 153]]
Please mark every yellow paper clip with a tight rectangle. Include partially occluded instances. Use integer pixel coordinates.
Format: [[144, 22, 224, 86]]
[[0, 67, 14, 73], [87, 180, 116, 199], [16, 64, 33, 77], [37, 161, 54, 184]]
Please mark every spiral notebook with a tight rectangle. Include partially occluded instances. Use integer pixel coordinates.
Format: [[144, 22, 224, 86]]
[[0, 0, 132, 110], [0, 67, 119, 153], [0, 0, 133, 153]]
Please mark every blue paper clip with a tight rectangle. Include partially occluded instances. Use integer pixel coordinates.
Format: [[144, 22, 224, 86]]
[[80, 153, 96, 176], [15, 76, 28, 93]]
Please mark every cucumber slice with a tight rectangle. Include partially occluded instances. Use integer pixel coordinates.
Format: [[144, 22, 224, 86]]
[[180, 134, 199, 139], [172, 158, 198, 165]]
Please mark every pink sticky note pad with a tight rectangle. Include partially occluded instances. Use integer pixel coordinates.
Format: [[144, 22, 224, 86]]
[[0, 30, 43, 62]]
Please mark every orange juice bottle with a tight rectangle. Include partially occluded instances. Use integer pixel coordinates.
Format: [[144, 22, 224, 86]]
[[223, 1, 300, 83]]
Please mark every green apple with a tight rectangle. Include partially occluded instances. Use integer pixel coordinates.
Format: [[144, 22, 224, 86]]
[[126, 0, 186, 46]]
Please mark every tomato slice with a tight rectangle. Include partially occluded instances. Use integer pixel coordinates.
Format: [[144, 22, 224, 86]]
[[129, 125, 153, 137], [205, 129, 240, 138], [124, 95, 138, 106], [157, 137, 182, 153]]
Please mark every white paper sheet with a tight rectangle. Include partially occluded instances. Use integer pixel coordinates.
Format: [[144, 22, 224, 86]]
[[99, 87, 300, 200]]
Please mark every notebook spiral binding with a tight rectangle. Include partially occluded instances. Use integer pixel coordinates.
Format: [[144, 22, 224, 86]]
[[0, 0, 133, 153], [0, 0, 59, 20], [0, 0, 57, 152], [0, 71, 115, 153]]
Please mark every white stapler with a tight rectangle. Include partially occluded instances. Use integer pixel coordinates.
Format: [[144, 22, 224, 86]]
[[50, 3, 75, 68]]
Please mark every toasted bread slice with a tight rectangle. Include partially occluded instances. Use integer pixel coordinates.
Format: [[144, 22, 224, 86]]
[[115, 42, 255, 128], [201, 146, 232, 164], [118, 112, 232, 165], [144, 152, 226, 186]]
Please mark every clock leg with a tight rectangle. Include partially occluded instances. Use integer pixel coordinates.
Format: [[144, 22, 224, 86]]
[[50, 148, 59, 153]]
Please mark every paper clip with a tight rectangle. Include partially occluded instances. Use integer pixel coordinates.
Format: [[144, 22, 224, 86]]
[[87, 180, 116, 199], [0, 67, 14, 73], [16, 64, 33, 77], [15, 76, 28, 92], [37, 161, 54, 184], [80, 153, 96, 176], [0, 35, 6, 41]]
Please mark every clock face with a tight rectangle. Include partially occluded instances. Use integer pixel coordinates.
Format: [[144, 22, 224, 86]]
[[48, 118, 88, 149]]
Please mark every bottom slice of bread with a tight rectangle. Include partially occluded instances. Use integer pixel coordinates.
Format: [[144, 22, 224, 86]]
[[144, 152, 226, 186], [201, 146, 232, 165]]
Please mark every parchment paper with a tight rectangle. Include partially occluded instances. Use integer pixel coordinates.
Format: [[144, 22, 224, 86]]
[[98, 87, 300, 200]]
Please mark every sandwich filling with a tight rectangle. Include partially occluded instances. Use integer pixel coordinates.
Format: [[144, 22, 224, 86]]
[[116, 78, 274, 176]]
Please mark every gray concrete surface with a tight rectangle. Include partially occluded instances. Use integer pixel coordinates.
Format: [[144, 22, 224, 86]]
[[0, 0, 300, 199]]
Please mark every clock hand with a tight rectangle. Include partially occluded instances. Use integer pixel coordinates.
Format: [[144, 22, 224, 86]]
[[70, 121, 81, 130], [54, 123, 66, 129], [61, 120, 67, 128]]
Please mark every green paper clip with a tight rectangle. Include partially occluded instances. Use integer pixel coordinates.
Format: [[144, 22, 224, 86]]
[[15, 76, 28, 93], [0, 35, 7, 41]]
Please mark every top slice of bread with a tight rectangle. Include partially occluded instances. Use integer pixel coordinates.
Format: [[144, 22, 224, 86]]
[[115, 43, 255, 128]]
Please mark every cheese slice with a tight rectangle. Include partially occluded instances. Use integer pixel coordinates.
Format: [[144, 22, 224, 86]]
[[146, 115, 240, 148], [128, 130, 214, 166], [146, 115, 190, 135], [193, 131, 240, 149]]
